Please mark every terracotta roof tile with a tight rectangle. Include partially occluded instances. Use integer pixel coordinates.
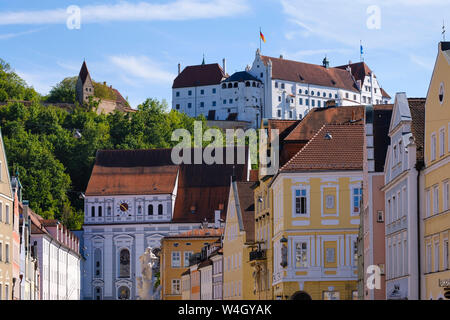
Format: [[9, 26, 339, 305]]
[[85, 165, 179, 196], [335, 61, 373, 82], [284, 105, 365, 142], [280, 123, 364, 172], [170, 228, 223, 238], [173, 63, 227, 89], [236, 182, 255, 242], [408, 98, 426, 162], [261, 55, 359, 93]]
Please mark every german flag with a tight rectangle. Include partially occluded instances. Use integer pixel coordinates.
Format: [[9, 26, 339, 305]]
[[260, 31, 266, 43]]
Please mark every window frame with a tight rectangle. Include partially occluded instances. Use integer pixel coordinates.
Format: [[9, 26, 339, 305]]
[[293, 187, 310, 217]]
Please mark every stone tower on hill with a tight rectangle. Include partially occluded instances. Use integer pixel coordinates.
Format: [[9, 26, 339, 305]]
[[74, 61, 134, 114], [75, 61, 94, 105]]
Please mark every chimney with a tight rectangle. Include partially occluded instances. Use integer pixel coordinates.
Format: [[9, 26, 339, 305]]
[[178, 63, 181, 75], [222, 58, 226, 75], [214, 210, 221, 228]]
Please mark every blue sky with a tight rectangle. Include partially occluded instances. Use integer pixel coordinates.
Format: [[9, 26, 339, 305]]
[[0, 0, 449, 108]]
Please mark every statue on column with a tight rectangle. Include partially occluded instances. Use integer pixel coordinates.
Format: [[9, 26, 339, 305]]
[[136, 247, 159, 300]]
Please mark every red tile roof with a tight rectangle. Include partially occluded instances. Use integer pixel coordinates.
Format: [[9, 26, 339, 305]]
[[284, 105, 365, 142], [86, 147, 249, 223], [172, 63, 228, 89], [335, 61, 373, 82], [261, 55, 359, 93], [85, 165, 179, 196], [408, 98, 426, 162], [169, 228, 223, 238], [280, 123, 364, 172], [380, 87, 391, 99]]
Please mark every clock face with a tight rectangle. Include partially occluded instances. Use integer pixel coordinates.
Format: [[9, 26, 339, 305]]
[[439, 82, 444, 104], [117, 201, 130, 214]]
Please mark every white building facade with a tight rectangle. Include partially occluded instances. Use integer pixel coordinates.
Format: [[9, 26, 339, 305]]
[[382, 93, 425, 300], [172, 51, 390, 127]]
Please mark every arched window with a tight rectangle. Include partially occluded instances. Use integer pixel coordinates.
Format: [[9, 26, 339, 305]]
[[94, 248, 102, 278], [233, 82, 238, 88], [245, 81, 250, 87], [252, 82, 256, 87], [98, 206, 102, 217], [119, 249, 130, 278], [91, 206, 95, 217], [118, 286, 130, 300], [138, 205, 142, 215], [222, 83, 226, 89], [107, 206, 112, 215], [158, 204, 163, 215], [148, 204, 153, 215], [228, 83, 232, 88]]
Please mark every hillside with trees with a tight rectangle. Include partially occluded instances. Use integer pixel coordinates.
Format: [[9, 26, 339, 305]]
[[0, 59, 208, 229]]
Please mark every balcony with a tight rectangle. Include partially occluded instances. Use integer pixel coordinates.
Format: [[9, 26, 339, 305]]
[[249, 249, 266, 261]]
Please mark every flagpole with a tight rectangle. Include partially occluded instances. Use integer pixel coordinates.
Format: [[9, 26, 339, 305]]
[[259, 27, 262, 52], [360, 40, 362, 62]]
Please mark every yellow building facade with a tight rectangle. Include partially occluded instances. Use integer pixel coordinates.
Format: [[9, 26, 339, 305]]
[[270, 124, 364, 300], [160, 228, 222, 300], [423, 41, 450, 300], [250, 175, 274, 300], [222, 180, 256, 300]]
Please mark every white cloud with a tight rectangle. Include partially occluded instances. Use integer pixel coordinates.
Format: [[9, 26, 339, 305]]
[[108, 55, 176, 84], [0, 27, 45, 40], [279, 0, 450, 50], [409, 54, 434, 71], [0, 0, 249, 25]]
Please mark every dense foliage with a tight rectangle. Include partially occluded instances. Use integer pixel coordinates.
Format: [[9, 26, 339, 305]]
[[0, 60, 208, 229]]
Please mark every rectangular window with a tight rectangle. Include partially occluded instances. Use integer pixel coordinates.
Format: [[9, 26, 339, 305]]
[[427, 243, 432, 273], [171, 279, 181, 295], [431, 133, 437, 161], [277, 109, 281, 117], [306, 99, 309, 106], [184, 251, 193, 267], [212, 88, 216, 94], [444, 240, 449, 270], [444, 181, 449, 212], [435, 241, 440, 272], [188, 90, 192, 96], [172, 251, 181, 268], [200, 89, 204, 95], [299, 98, 303, 105], [440, 128, 445, 157], [295, 189, 307, 215], [4, 285, 8, 300], [176, 91, 180, 97], [188, 103, 192, 109], [318, 100, 321, 107], [275, 82, 278, 88], [353, 241, 358, 266], [426, 189, 431, 218], [212, 101, 216, 107], [200, 102, 204, 108], [295, 242, 308, 268], [5, 244, 9, 263], [323, 291, 340, 300], [281, 83, 285, 89], [433, 185, 439, 215], [5, 205, 9, 224], [352, 188, 363, 215], [326, 195, 335, 209], [311, 99, 315, 107], [175, 104, 180, 110]]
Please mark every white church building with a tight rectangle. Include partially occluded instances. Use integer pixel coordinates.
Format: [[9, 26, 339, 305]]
[[81, 148, 250, 300]]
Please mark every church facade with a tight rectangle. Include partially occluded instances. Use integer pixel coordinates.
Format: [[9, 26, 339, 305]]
[[81, 148, 250, 300]]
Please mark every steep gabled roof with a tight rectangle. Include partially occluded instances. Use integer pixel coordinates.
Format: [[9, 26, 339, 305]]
[[280, 123, 364, 172], [373, 104, 394, 172], [235, 181, 255, 243], [173, 63, 228, 89], [335, 61, 373, 82], [78, 61, 90, 84], [260, 55, 359, 92]]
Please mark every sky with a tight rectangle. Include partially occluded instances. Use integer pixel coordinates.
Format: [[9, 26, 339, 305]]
[[0, 0, 449, 108]]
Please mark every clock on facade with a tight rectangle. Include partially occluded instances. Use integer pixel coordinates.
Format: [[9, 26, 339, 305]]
[[439, 82, 445, 104], [117, 200, 130, 214]]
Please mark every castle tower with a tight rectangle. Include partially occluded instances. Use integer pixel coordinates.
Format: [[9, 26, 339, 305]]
[[76, 61, 94, 105]]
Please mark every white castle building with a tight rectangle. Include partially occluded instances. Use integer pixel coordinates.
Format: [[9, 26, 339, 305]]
[[172, 50, 391, 127]]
